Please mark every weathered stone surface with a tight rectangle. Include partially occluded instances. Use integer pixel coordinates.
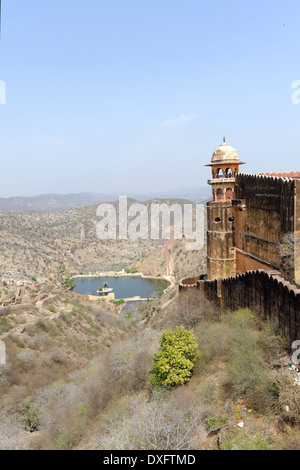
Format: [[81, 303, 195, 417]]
[[234, 174, 299, 283], [179, 270, 300, 341]]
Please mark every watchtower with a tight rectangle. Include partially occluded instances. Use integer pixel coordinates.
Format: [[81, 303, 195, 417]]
[[205, 138, 246, 280]]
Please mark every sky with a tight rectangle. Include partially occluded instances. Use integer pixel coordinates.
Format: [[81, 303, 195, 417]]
[[0, 0, 299, 197]]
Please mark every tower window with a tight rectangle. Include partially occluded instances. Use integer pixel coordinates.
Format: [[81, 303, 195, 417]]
[[226, 188, 233, 200], [228, 217, 234, 222], [216, 189, 223, 200], [215, 217, 221, 223]]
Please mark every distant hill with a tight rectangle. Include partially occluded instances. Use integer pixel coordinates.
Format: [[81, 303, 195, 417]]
[[0, 193, 118, 213], [127, 186, 211, 203], [0, 187, 211, 213]]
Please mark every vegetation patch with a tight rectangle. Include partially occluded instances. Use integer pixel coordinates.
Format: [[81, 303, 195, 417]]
[[111, 299, 125, 305], [0, 317, 13, 334], [125, 268, 138, 274], [149, 326, 198, 388]]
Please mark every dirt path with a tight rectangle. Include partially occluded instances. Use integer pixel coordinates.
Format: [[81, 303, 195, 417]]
[[162, 239, 175, 276], [160, 290, 178, 311]]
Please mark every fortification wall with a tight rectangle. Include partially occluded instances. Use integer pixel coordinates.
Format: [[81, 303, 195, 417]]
[[295, 180, 300, 285], [179, 270, 300, 341], [234, 174, 297, 276], [180, 275, 203, 287]]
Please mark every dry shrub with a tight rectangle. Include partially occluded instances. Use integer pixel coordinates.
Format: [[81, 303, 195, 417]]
[[168, 385, 212, 419], [194, 322, 232, 374], [172, 291, 218, 329], [108, 329, 158, 392], [95, 390, 208, 450], [219, 423, 272, 450], [196, 376, 218, 405], [2, 335, 71, 395], [83, 374, 106, 417], [257, 321, 288, 366], [16, 350, 35, 366], [34, 381, 88, 450], [50, 348, 66, 365], [1, 384, 29, 413], [275, 370, 300, 426], [82, 363, 112, 418], [227, 310, 280, 411]]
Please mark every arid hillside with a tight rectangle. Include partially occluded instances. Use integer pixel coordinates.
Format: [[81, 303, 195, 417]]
[[0, 199, 206, 283], [0, 282, 131, 449], [1, 282, 299, 450]]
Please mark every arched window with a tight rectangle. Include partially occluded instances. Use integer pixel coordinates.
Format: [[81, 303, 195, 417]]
[[226, 188, 233, 200], [216, 188, 223, 201], [217, 168, 223, 178]]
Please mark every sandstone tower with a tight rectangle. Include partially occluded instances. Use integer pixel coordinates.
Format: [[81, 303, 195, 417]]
[[206, 139, 246, 280]]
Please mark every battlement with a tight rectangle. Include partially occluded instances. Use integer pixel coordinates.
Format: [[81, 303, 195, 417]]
[[179, 270, 300, 341], [257, 171, 300, 179]]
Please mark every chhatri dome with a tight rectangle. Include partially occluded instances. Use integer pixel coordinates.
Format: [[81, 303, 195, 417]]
[[205, 137, 247, 203], [211, 137, 240, 164]]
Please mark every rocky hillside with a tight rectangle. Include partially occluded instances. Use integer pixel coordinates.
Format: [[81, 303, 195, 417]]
[[1, 283, 299, 450], [0, 200, 206, 283]]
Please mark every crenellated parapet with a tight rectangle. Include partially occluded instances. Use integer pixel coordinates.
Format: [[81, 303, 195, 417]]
[[179, 269, 300, 341]]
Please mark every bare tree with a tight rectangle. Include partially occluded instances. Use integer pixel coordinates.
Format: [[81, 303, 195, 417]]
[[96, 391, 208, 450], [173, 290, 218, 329]]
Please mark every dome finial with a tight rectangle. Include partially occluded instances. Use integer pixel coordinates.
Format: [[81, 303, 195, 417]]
[[211, 140, 239, 163], [223, 136, 226, 143]]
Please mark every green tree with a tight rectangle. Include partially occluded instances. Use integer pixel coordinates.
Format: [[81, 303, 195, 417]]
[[149, 326, 198, 388]]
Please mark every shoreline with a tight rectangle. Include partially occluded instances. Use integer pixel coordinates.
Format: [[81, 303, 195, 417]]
[[72, 271, 175, 302]]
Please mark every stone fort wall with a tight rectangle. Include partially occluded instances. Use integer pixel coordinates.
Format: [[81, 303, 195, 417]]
[[181, 173, 300, 341], [179, 270, 300, 341], [233, 174, 300, 283]]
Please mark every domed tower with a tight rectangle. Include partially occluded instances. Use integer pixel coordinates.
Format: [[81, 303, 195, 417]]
[[205, 138, 246, 280]]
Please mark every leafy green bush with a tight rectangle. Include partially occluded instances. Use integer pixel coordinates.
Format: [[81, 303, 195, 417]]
[[63, 277, 75, 289], [149, 326, 198, 388]]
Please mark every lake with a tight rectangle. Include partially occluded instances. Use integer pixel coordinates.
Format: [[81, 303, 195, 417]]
[[73, 276, 169, 300]]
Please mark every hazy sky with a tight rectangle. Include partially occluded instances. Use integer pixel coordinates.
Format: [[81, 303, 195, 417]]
[[0, 0, 299, 197]]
